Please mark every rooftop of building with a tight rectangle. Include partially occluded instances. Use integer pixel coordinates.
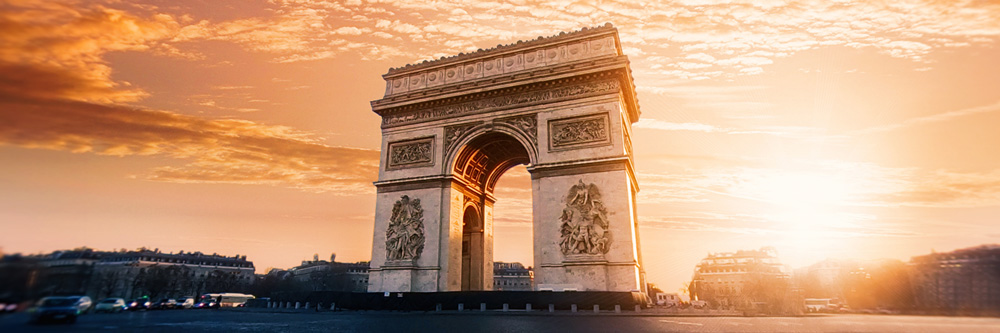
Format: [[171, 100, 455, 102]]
[[385, 23, 618, 76], [911, 244, 1000, 262], [99, 249, 253, 268]]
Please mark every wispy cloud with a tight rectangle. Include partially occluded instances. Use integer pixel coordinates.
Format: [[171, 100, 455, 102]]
[[857, 100, 1000, 134]]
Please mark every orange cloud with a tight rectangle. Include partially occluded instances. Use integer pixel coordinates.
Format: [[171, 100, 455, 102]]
[[0, 93, 379, 193], [0, 1, 183, 103]]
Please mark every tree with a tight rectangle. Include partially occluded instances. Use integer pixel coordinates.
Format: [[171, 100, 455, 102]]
[[92, 269, 125, 299], [204, 270, 245, 293], [134, 265, 191, 298]]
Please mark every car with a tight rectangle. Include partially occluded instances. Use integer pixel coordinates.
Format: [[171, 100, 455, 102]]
[[0, 299, 19, 314], [29, 297, 82, 324], [126, 297, 151, 311], [193, 300, 219, 309], [174, 297, 195, 309], [151, 298, 177, 310], [94, 298, 127, 313], [65, 296, 93, 313]]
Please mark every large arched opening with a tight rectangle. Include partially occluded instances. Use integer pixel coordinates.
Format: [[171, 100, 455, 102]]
[[451, 131, 532, 291]]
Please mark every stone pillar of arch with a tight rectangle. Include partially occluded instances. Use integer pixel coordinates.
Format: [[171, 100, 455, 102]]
[[366, 24, 646, 293]]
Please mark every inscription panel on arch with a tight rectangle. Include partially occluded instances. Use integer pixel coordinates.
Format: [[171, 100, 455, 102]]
[[548, 113, 612, 151], [386, 137, 435, 169]]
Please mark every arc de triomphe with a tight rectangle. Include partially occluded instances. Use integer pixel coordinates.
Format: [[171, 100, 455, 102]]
[[367, 24, 645, 293]]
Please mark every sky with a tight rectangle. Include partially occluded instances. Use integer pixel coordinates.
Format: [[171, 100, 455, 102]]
[[1, 0, 999, 295]]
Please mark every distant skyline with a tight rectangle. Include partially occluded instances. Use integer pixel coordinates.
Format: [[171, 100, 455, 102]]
[[2, 0, 999, 294]]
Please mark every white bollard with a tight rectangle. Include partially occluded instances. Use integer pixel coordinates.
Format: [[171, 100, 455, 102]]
[[330, 302, 336, 311], [503, 303, 509, 312], [458, 303, 464, 311], [571, 304, 577, 312], [548, 304, 555, 312], [305, 302, 310, 309], [526, 303, 532, 311], [294, 302, 300, 309], [267, 301, 272, 308], [286, 302, 291, 309], [435, 304, 442, 312], [594, 305, 600, 313], [615, 305, 621, 313], [480, 303, 486, 311]]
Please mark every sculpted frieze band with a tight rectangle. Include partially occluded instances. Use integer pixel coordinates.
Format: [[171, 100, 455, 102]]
[[382, 79, 620, 127]]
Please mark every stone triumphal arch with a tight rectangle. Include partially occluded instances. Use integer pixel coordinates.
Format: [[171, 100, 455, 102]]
[[368, 24, 645, 293]]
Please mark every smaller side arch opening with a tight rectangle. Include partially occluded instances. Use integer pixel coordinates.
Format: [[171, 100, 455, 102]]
[[461, 205, 483, 291]]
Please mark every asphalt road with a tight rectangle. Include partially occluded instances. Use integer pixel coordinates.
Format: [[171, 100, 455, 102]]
[[1, 309, 998, 332]]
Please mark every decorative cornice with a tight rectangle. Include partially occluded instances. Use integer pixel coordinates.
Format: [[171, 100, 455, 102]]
[[379, 71, 622, 128]]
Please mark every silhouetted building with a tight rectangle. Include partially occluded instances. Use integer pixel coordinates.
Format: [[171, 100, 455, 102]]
[[689, 247, 790, 309], [910, 245, 1000, 313], [91, 249, 254, 299], [288, 254, 370, 292], [493, 262, 533, 291], [37, 249, 110, 296]]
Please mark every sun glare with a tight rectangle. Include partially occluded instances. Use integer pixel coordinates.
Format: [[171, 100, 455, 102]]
[[732, 170, 864, 265]]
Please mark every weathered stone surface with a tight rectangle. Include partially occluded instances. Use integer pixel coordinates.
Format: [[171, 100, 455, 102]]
[[369, 26, 644, 293], [385, 195, 425, 261]]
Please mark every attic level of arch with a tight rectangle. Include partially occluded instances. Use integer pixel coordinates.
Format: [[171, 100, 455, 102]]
[[371, 65, 640, 129]]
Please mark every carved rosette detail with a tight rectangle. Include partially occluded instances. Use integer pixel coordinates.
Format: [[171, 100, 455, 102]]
[[387, 138, 433, 168], [382, 79, 620, 127], [559, 180, 611, 256], [496, 114, 537, 146], [444, 122, 479, 154], [386, 195, 425, 261], [550, 114, 609, 148]]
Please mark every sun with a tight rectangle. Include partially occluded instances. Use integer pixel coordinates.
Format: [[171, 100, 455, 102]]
[[731, 169, 864, 265]]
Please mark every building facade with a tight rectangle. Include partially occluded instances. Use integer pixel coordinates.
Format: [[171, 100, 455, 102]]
[[90, 249, 255, 299], [492, 262, 533, 291], [689, 247, 790, 309], [909, 245, 1000, 313], [288, 255, 370, 292]]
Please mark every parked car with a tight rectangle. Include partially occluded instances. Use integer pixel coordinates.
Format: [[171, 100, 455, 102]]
[[174, 297, 195, 309], [65, 296, 93, 313], [150, 298, 177, 310], [126, 297, 151, 311], [0, 299, 19, 314], [94, 298, 127, 313], [193, 299, 219, 309], [29, 297, 81, 324]]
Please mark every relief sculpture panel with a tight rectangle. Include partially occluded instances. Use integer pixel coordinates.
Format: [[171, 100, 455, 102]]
[[558, 180, 611, 256], [496, 113, 538, 146], [548, 113, 611, 150], [387, 137, 433, 169], [444, 122, 480, 155], [385, 195, 425, 261]]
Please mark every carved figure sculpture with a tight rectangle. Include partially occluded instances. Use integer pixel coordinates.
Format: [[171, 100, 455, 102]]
[[559, 180, 611, 255], [386, 195, 425, 260]]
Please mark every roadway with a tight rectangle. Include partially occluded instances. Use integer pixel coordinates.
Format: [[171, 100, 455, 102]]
[[1, 309, 997, 332]]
